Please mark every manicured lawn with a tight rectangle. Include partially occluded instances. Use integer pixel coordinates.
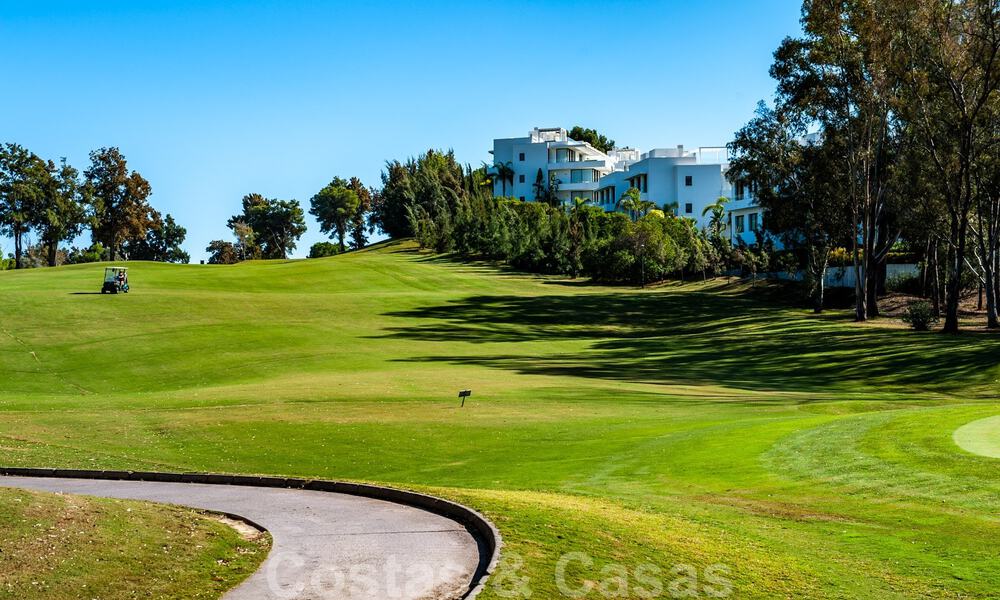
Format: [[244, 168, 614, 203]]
[[0, 487, 268, 599], [1, 240, 998, 598]]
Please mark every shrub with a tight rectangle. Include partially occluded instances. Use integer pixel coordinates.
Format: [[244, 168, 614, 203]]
[[902, 301, 938, 331], [886, 272, 922, 295], [308, 241, 343, 258]]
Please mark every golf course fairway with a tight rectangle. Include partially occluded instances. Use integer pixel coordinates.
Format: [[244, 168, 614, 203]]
[[2, 240, 999, 599]]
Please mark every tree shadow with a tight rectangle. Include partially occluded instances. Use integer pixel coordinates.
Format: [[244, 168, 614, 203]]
[[379, 291, 1000, 395], [69, 292, 103, 295]]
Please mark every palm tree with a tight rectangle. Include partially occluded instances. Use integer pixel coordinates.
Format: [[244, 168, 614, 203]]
[[616, 187, 656, 222], [662, 200, 680, 217], [491, 161, 514, 197], [701, 196, 730, 239]]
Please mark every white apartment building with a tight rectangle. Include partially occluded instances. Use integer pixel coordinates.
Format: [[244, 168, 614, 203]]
[[490, 127, 763, 246]]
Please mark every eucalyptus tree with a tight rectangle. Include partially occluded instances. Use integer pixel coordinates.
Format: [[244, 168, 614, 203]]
[[892, 0, 1000, 332], [729, 103, 851, 312], [771, 0, 906, 320]]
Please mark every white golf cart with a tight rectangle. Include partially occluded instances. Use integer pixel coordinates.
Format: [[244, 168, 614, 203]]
[[101, 267, 129, 294]]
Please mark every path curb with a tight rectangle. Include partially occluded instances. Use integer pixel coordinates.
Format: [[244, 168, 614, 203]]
[[0, 467, 501, 599]]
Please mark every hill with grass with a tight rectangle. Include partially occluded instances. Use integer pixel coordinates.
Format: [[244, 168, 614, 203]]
[[2, 240, 999, 598]]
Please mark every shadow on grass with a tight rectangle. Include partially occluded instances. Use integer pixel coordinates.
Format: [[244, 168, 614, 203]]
[[380, 290, 1000, 395]]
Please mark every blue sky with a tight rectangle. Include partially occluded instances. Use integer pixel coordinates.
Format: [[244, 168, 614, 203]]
[[1, 0, 802, 261]]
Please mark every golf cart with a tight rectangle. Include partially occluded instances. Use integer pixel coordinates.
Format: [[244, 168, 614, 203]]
[[101, 267, 129, 294]]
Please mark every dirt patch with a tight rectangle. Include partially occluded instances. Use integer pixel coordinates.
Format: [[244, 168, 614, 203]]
[[207, 513, 267, 541], [695, 494, 857, 524]]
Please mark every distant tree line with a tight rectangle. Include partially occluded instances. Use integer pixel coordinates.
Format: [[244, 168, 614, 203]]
[[729, 0, 999, 332], [205, 177, 374, 264], [0, 144, 188, 268]]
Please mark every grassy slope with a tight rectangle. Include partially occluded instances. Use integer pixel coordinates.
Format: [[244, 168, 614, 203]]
[[1, 240, 999, 598], [0, 487, 268, 599]]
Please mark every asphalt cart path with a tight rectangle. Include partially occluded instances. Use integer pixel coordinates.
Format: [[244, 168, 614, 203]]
[[0, 476, 482, 600]]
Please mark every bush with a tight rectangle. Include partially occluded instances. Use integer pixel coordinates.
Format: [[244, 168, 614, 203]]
[[308, 241, 343, 258], [886, 272, 922, 295], [902, 300, 937, 331], [65, 243, 106, 265]]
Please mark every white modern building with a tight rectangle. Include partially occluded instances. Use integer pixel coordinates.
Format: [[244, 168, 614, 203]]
[[489, 127, 763, 246]]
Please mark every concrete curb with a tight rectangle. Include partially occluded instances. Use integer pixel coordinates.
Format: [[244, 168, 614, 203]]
[[0, 467, 501, 599]]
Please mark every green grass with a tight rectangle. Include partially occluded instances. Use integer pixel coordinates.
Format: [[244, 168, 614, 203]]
[[0, 487, 268, 599], [1, 240, 999, 598]]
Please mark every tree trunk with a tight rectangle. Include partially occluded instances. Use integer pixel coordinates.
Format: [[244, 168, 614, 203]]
[[853, 238, 866, 322], [13, 226, 23, 269], [46, 240, 57, 267], [815, 264, 827, 314], [932, 243, 941, 317], [943, 213, 969, 334]]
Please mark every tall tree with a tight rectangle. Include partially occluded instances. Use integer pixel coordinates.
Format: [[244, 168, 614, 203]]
[[229, 193, 306, 259], [372, 160, 416, 238], [348, 177, 372, 250], [83, 147, 155, 261], [124, 212, 190, 263], [34, 158, 86, 267], [310, 178, 359, 252], [492, 161, 514, 197], [893, 0, 1000, 332], [0, 143, 44, 269], [772, 1, 905, 321], [568, 126, 616, 153], [729, 103, 851, 312]]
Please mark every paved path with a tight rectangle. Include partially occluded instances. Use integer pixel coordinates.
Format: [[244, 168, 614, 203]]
[[0, 476, 480, 600]]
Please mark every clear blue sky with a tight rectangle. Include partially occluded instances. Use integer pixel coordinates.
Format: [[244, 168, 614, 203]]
[[1, 0, 802, 261]]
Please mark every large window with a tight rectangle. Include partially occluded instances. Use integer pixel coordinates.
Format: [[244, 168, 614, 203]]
[[735, 215, 745, 233], [570, 169, 598, 183], [555, 148, 573, 163], [749, 212, 759, 231]]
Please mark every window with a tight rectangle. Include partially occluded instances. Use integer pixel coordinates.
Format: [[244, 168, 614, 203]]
[[735, 181, 745, 200], [519, 174, 525, 183], [555, 148, 572, 163], [685, 203, 693, 214], [685, 175, 693, 187], [735, 215, 745, 233], [519, 196, 525, 201], [749, 212, 759, 231], [570, 169, 598, 184], [519, 152, 525, 161]]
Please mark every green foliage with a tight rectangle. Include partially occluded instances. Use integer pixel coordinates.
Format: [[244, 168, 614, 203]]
[[64, 242, 106, 265], [124, 213, 190, 263], [886, 272, 922, 295], [310, 177, 359, 251], [229, 193, 307, 259], [0, 143, 46, 269], [33, 157, 86, 267], [348, 177, 372, 250], [206, 240, 238, 265], [902, 300, 938, 331], [83, 147, 156, 262], [308, 241, 342, 258], [568, 126, 616, 153]]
